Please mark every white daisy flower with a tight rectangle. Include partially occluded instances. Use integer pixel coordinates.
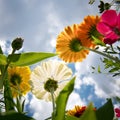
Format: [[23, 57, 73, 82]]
[[30, 61, 72, 101]]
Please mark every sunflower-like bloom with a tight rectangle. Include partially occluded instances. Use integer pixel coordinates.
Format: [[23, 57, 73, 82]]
[[8, 66, 31, 97], [30, 61, 72, 101], [67, 106, 87, 117], [67, 105, 96, 118], [56, 16, 102, 62], [78, 15, 103, 46]]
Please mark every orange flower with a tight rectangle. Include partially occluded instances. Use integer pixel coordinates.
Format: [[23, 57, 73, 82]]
[[56, 24, 92, 62], [67, 105, 96, 118], [67, 106, 87, 117], [78, 15, 103, 46]]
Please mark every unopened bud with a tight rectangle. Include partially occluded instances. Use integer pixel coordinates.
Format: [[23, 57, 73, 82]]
[[11, 38, 24, 51]]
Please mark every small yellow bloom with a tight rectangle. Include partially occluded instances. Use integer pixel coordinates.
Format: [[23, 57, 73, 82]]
[[8, 66, 31, 97]]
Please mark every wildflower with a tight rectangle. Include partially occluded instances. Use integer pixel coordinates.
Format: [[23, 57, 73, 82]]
[[66, 106, 87, 118], [115, 108, 120, 118], [30, 61, 72, 101], [66, 105, 96, 118], [78, 15, 103, 46], [97, 10, 120, 44], [56, 24, 95, 62], [8, 66, 31, 97]]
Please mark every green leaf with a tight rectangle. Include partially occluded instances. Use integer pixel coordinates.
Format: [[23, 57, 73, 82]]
[[9, 52, 57, 66], [0, 54, 7, 65], [54, 76, 76, 120], [0, 111, 34, 120], [65, 115, 80, 120], [92, 36, 105, 46], [96, 99, 114, 120], [79, 103, 96, 120]]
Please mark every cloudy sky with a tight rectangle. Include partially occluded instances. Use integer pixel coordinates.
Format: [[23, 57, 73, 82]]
[[0, 0, 120, 120]]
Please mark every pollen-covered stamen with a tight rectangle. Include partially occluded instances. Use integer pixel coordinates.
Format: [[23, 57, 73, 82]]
[[44, 78, 58, 92], [10, 74, 22, 86], [69, 38, 83, 52]]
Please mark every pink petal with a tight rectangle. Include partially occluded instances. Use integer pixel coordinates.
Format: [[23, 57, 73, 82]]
[[101, 10, 117, 27], [117, 12, 120, 29], [97, 22, 112, 35], [104, 31, 119, 44]]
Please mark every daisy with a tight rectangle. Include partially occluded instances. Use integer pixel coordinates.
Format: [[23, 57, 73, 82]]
[[30, 61, 72, 101], [66, 105, 96, 118], [66, 106, 87, 118], [8, 66, 31, 97], [78, 15, 103, 46], [56, 16, 102, 63]]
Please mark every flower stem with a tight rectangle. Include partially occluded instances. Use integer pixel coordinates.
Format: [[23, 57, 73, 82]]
[[85, 47, 120, 63], [50, 89, 56, 120]]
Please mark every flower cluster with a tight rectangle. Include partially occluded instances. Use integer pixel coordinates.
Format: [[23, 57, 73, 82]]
[[0, 0, 120, 120]]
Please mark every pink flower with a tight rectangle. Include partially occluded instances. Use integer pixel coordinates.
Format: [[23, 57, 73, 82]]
[[97, 10, 120, 44], [115, 108, 120, 118]]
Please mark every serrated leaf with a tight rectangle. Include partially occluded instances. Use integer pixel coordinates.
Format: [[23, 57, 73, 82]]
[[0, 54, 7, 65], [96, 99, 114, 120], [54, 76, 76, 120], [9, 52, 57, 66]]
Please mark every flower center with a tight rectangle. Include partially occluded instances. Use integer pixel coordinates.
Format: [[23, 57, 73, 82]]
[[89, 25, 101, 39], [114, 27, 120, 36], [69, 38, 83, 52], [10, 74, 21, 85], [44, 78, 58, 92]]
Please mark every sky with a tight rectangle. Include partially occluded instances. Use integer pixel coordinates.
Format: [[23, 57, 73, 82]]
[[0, 0, 120, 120]]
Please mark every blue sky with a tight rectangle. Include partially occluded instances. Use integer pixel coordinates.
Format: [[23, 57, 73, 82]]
[[0, 0, 120, 120]]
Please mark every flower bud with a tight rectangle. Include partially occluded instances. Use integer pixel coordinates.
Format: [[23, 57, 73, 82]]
[[11, 38, 24, 51]]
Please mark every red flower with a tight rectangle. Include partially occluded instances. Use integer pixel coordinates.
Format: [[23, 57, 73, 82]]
[[115, 108, 120, 118], [97, 10, 120, 44]]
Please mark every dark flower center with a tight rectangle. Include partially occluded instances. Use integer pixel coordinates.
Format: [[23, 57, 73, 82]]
[[44, 78, 58, 92], [10, 74, 21, 85], [69, 38, 83, 52], [88, 25, 101, 39]]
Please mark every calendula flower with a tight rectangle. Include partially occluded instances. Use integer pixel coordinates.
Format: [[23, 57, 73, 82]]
[[8, 66, 31, 97], [30, 61, 72, 101], [66, 105, 96, 118], [67, 106, 87, 118], [97, 10, 120, 44], [78, 15, 103, 46], [56, 24, 95, 62]]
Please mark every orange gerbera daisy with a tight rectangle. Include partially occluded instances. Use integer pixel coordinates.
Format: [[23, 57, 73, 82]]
[[66, 106, 87, 117], [56, 24, 93, 62], [66, 105, 96, 118], [78, 15, 103, 46], [8, 66, 31, 97]]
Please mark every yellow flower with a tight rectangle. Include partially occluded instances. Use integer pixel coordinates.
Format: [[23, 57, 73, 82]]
[[78, 15, 103, 45], [8, 66, 31, 97], [30, 61, 72, 101], [67, 106, 87, 118], [56, 24, 95, 63]]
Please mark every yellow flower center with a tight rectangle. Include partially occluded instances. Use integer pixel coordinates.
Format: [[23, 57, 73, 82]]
[[10, 74, 21, 85], [69, 38, 83, 52], [44, 78, 58, 92]]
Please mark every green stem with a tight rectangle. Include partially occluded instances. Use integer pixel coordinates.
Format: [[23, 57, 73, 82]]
[[85, 47, 120, 63], [50, 89, 56, 120], [3, 49, 16, 111]]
